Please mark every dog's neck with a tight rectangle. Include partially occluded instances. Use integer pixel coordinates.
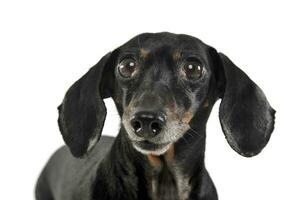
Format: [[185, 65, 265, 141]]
[[144, 131, 206, 200], [94, 129, 206, 200]]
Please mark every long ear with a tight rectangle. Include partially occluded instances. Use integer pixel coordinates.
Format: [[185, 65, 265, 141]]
[[217, 52, 275, 157], [58, 53, 112, 158]]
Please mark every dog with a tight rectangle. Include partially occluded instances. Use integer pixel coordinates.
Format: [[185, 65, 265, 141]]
[[35, 32, 275, 200]]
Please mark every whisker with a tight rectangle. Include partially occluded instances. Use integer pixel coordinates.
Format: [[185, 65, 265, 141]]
[[186, 131, 195, 139], [181, 136, 190, 145], [189, 127, 206, 141], [189, 127, 200, 136]]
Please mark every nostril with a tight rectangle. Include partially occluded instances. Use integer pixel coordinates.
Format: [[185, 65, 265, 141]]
[[131, 120, 142, 133], [131, 111, 166, 137], [150, 121, 162, 134]]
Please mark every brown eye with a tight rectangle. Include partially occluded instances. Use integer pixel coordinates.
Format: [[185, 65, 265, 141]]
[[118, 58, 137, 78], [183, 61, 205, 80]]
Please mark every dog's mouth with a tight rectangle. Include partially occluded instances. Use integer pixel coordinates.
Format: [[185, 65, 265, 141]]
[[132, 140, 172, 155]]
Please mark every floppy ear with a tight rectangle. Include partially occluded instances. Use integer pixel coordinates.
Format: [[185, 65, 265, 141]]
[[58, 52, 113, 158], [216, 52, 275, 157]]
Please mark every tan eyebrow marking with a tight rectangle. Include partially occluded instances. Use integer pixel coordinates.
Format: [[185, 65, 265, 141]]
[[172, 50, 181, 61], [140, 48, 150, 60]]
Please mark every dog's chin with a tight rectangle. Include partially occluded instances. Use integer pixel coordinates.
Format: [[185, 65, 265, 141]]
[[132, 141, 172, 155]]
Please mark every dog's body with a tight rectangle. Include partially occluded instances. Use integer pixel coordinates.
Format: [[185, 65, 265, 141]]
[[36, 32, 275, 200], [37, 134, 216, 200]]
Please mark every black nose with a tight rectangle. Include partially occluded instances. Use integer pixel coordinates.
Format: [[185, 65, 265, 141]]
[[130, 111, 166, 138]]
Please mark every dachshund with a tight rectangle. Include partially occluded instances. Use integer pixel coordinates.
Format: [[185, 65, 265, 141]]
[[35, 32, 275, 200]]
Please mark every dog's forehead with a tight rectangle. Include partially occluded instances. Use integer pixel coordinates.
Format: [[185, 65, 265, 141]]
[[119, 32, 207, 55]]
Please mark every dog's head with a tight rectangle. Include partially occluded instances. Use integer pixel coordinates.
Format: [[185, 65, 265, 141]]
[[58, 32, 275, 158]]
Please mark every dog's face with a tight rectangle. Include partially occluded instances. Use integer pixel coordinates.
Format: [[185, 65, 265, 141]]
[[58, 32, 275, 158], [114, 34, 213, 155]]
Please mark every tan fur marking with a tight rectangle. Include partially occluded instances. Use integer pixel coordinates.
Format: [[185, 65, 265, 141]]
[[140, 48, 149, 59], [168, 110, 180, 120], [203, 99, 209, 108], [172, 50, 181, 61], [164, 144, 175, 162], [147, 154, 162, 168], [182, 112, 193, 124], [124, 105, 131, 114]]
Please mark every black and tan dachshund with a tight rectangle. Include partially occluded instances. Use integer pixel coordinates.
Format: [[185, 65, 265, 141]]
[[36, 32, 275, 200]]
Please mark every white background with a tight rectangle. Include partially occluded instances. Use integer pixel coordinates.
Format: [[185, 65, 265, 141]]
[[0, 0, 300, 199]]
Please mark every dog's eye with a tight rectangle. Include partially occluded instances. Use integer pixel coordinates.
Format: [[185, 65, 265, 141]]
[[183, 61, 205, 80], [118, 58, 137, 78]]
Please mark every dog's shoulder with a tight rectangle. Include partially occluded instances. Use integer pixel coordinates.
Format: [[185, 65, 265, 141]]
[[47, 135, 115, 168], [41, 136, 116, 200]]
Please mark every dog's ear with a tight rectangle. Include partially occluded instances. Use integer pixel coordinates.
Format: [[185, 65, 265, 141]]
[[213, 50, 275, 157], [58, 52, 113, 158]]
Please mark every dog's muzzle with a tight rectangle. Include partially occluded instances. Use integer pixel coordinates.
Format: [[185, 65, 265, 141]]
[[128, 110, 172, 155]]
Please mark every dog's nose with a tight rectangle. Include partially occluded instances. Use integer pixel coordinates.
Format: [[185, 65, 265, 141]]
[[130, 111, 165, 138]]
